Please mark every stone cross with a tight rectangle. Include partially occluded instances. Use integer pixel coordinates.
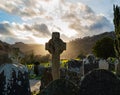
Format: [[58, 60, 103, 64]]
[[45, 32, 66, 80]]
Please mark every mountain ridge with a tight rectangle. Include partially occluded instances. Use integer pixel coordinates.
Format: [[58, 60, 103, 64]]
[[0, 31, 115, 59]]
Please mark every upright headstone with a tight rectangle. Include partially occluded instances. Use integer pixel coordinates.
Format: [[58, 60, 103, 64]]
[[40, 67, 53, 91], [67, 60, 83, 84], [99, 59, 109, 70], [45, 32, 66, 80], [115, 59, 119, 72], [0, 48, 31, 95], [0, 64, 31, 95], [40, 79, 79, 95], [34, 61, 40, 76], [83, 57, 98, 75], [86, 54, 96, 64], [79, 69, 120, 95]]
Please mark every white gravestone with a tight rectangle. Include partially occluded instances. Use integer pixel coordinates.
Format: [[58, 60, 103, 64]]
[[99, 59, 109, 70]]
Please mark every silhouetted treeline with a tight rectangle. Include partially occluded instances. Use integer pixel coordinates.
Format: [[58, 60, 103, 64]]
[[0, 31, 115, 60], [62, 31, 115, 59]]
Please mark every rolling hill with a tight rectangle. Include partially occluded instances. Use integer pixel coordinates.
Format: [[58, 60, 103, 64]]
[[0, 31, 115, 60]]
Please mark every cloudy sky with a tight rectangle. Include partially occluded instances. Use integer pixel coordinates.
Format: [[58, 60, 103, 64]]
[[0, 0, 119, 44]]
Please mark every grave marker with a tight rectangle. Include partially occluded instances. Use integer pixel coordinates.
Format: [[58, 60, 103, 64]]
[[40, 79, 79, 95], [79, 69, 120, 95], [0, 64, 31, 95], [99, 59, 109, 70], [45, 32, 66, 80], [0, 48, 31, 95]]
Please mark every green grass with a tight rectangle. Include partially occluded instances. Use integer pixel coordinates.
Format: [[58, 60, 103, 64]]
[[29, 74, 42, 80], [40, 59, 69, 68], [40, 62, 51, 67], [60, 59, 68, 68]]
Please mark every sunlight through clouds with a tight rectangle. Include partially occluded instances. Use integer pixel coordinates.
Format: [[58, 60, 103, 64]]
[[0, 0, 117, 44]]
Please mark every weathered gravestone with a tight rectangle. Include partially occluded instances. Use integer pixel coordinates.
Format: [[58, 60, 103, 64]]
[[68, 60, 83, 74], [40, 67, 53, 91], [66, 70, 81, 86], [99, 59, 109, 70], [109, 63, 115, 71], [0, 48, 31, 95], [0, 64, 31, 95], [68, 59, 82, 69], [45, 32, 66, 80], [83, 56, 98, 75], [40, 79, 79, 95], [114, 59, 119, 72], [66, 60, 83, 84], [79, 69, 120, 95], [83, 63, 98, 75], [107, 58, 116, 71], [60, 68, 67, 79], [34, 61, 40, 76], [85, 54, 96, 64]]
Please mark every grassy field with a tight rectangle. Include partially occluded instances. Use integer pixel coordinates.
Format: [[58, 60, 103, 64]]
[[40, 59, 69, 68], [27, 59, 81, 69]]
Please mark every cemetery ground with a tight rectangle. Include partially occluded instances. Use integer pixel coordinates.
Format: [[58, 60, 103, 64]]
[[1, 40, 119, 95], [28, 59, 69, 95], [1, 55, 120, 95], [1, 46, 120, 95], [27, 58, 120, 95], [0, 30, 120, 95]]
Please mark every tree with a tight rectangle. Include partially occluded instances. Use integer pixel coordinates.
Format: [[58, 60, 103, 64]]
[[21, 52, 35, 65], [92, 37, 115, 59], [113, 5, 120, 60], [113, 5, 120, 76]]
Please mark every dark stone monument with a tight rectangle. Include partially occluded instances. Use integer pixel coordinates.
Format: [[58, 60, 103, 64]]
[[66, 60, 83, 85], [40, 79, 79, 95], [0, 64, 31, 95], [79, 69, 120, 95], [83, 55, 98, 75], [67, 59, 82, 69], [60, 68, 67, 79], [34, 61, 40, 76], [84, 63, 98, 75], [107, 58, 116, 71], [66, 70, 81, 86], [45, 32, 66, 80], [0, 48, 31, 95], [40, 67, 53, 91], [86, 54, 96, 64], [109, 63, 115, 71]]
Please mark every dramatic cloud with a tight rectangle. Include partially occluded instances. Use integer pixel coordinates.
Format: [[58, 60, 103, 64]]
[[0, 22, 12, 35], [61, 2, 113, 37], [0, 0, 115, 44], [88, 16, 113, 32], [0, 22, 51, 44], [32, 23, 51, 37]]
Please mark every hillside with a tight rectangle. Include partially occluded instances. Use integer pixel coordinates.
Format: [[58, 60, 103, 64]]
[[62, 31, 115, 59], [0, 40, 11, 55], [12, 42, 48, 55], [0, 31, 115, 59]]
